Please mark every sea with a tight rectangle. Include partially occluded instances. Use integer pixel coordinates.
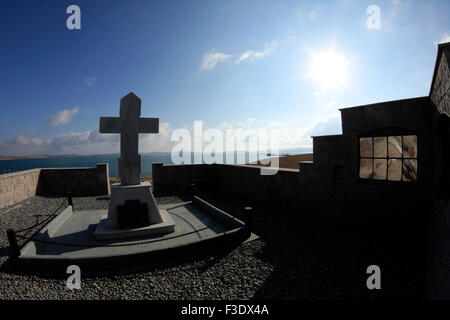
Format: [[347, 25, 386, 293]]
[[0, 148, 312, 177]]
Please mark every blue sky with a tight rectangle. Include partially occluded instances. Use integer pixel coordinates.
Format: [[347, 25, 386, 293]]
[[1, 0, 449, 155]]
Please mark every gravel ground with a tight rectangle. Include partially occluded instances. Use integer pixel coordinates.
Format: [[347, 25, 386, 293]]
[[0, 194, 424, 300]]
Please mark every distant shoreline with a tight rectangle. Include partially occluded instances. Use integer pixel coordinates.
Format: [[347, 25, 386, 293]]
[[0, 155, 52, 161], [0, 154, 108, 161]]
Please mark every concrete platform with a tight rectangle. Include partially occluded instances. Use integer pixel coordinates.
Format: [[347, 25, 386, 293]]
[[95, 209, 175, 240], [17, 198, 252, 274]]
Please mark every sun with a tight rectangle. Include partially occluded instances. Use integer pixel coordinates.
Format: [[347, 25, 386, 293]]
[[308, 49, 350, 93]]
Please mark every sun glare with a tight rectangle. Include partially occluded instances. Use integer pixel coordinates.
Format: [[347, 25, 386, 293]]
[[308, 49, 350, 93]]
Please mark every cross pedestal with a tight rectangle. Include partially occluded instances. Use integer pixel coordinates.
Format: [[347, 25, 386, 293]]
[[94, 92, 175, 240]]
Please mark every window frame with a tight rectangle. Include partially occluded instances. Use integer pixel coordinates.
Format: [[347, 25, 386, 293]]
[[358, 134, 418, 183]]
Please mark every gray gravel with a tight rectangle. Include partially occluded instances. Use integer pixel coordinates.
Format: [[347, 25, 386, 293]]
[[0, 195, 274, 300], [0, 194, 423, 299]]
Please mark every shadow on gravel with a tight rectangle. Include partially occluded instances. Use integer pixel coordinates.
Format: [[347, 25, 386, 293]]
[[191, 187, 426, 300], [0, 247, 10, 257], [250, 205, 426, 300]]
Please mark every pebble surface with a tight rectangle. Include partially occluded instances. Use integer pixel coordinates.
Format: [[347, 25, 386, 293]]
[[0, 195, 422, 299]]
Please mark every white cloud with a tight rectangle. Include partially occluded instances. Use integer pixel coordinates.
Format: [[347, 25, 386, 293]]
[[48, 106, 80, 127], [139, 122, 173, 152], [0, 133, 49, 156], [84, 76, 96, 87], [1, 116, 344, 157], [306, 116, 342, 137], [201, 51, 232, 70], [201, 41, 277, 70], [435, 32, 450, 46], [236, 42, 277, 64], [0, 122, 175, 156]]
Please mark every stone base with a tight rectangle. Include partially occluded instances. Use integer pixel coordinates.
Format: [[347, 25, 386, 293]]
[[95, 209, 175, 240], [95, 181, 176, 240], [106, 182, 162, 228]]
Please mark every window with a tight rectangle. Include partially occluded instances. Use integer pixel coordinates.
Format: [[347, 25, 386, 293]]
[[359, 135, 417, 182]]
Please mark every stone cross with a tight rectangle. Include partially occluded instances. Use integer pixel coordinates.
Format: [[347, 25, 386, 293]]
[[99, 92, 159, 186]]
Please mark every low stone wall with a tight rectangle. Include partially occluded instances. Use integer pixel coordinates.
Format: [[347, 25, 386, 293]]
[[0, 164, 110, 209], [36, 163, 110, 197], [152, 161, 427, 224], [152, 162, 319, 211], [0, 169, 41, 209], [152, 163, 216, 195]]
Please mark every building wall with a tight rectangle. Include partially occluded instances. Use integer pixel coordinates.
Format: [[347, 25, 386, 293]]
[[153, 97, 433, 224], [0, 163, 110, 209], [427, 197, 450, 299], [431, 51, 450, 117], [0, 169, 41, 209], [427, 44, 450, 299], [319, 97, 434, 222]]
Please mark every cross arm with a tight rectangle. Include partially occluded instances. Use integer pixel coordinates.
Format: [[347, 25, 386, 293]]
[[139, 118, 159, 133], [99, 117, 120, 133]]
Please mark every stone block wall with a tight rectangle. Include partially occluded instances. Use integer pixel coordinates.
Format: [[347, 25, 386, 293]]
[[0, 169, 41, 209], [340, 97, 432, 136], [426, 43, 450, 299], [36, 163, 110, 196], [152, 163, 215, 195], [430, 49, 450, 117], [152, 96, 433, 224], [0, 164, 110, 209]]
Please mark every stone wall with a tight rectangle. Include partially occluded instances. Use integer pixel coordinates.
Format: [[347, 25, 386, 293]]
[[152, 95, 434, 226], [0, 169, 41, 209], [152, 162, 317, 213], [426, 43, 450, 299], [152, 163, 215, 195], [0, 164, 110, 209], [36, 163, 110, 197], [430, 47, 450, 117]]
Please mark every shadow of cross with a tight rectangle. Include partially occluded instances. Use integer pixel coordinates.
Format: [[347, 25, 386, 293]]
[[99, 92, 159, 186]]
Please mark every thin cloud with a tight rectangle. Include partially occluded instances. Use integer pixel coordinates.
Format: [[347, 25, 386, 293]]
[[201, 51, 232, 71], [84, 76, 96, 87], [236, 42, 277, 64], [1, 117, 345, 156], [434, 32, 450, 46], [0, 122, 173, 156], [201, 41, 277, 70], [48, 106, 80, 127]]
